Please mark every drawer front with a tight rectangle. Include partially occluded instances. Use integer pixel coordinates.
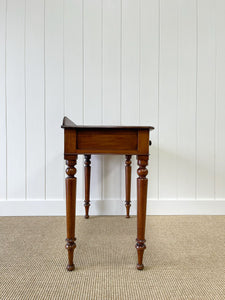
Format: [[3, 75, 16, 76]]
[[77, 129, 138, 152]]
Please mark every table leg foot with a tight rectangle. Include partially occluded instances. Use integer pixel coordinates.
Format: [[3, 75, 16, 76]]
[[65, 238, 76, 271], [66, 265, 75, 271], [137, 264, 144, 270], [135, 239, 146, 270]]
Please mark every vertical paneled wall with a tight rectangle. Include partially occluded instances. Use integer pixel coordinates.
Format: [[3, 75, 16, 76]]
[[0, 0, 225, 215]]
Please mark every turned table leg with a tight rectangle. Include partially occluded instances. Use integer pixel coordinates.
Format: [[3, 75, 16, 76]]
[[84, 154, 91, 219], [65, 158, 77, 271], [136, 155, 148, 270], [125, 155, 132, 218]]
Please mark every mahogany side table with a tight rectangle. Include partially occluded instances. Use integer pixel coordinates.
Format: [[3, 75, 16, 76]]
[[61, 116, 154, 271]]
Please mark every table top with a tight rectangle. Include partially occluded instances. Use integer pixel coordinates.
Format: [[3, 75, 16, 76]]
[[61, 116, 154, 131]]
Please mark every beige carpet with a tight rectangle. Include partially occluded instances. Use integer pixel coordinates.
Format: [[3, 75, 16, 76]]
[[0, 216, 225, 300]]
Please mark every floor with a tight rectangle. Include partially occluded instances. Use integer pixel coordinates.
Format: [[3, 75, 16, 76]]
[[0, 216, 225, 299]]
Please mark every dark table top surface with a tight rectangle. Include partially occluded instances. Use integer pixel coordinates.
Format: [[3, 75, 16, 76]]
[[61, 117, 155, 131]]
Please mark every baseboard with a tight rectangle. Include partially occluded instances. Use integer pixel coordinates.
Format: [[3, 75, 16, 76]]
[[1, 199, 225, 216]]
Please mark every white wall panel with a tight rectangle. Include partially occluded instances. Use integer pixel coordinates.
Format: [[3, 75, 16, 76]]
[[0, 0, 7, 200], [196, 0, 216, 200], [1, 0, 225, 215], [6, 0, 26, 199], [215, 0, 225, 199], [102, 0, 121, 125], [45, 0, 64, 200], [158, 0, 178, 200], [177, 0, 196, 200], [121, 0, 139, 126], [25, 0, 45, 199], [83, 0, 102, 125]]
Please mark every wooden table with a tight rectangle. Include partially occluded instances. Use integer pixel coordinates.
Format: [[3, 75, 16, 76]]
[[61, 116, 154, 271]]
